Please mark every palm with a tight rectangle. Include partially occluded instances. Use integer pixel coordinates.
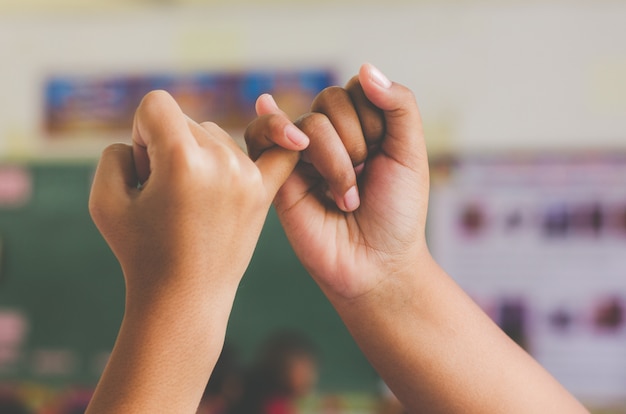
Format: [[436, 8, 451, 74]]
[[275, 147, 429, 299]]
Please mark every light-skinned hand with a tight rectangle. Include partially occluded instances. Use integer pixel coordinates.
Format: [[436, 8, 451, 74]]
[[86, 90, 306, 413]]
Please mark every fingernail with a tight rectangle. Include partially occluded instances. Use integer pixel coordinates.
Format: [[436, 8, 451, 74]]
[[354, 163, 365, 177], [285, 124, 309, 147], [263, 93, 280, 111], [343, 186, 360, 211], [369, 64, 392, 89]]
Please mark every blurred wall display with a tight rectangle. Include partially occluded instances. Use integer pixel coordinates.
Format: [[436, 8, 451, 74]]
[[43, 69, 335, 145], [429, 153, 626, 409]]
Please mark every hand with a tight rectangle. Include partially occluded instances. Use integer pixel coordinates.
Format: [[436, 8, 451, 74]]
[[86, 90, 308, 413], [89, 90, 303, 306], [245, 63, 430, 301], [245, 67, 590, 414]]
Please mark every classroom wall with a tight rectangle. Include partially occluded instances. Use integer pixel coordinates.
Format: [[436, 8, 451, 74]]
[[0, 1, 625, 160], [1, 0, 625, 405]]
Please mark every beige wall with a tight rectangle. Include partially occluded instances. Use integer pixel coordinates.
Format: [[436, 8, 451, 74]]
[[1, 2, 625, 159]]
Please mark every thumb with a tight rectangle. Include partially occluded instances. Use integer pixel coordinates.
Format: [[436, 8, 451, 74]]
[[132, 90, 196, 185], [89, 143, 137, 230], [358, 63, 426, 167]]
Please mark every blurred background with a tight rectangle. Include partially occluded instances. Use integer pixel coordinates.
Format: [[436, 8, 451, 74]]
[[0, 0, 625, 413]]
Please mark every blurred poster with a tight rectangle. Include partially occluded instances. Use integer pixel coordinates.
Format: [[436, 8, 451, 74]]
[[43, 70, 335, 143], [429, 154, 626, 408], [0, 166, 32, 208], [0, 309, 28, 372]]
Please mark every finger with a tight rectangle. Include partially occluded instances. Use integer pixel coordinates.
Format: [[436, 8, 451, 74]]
[[132, 143, 150, 186], [245, 113, 309, 161], [196, 120, 242, 154], [255, 147, 301, 201], [245, 94, 309, 160], [344, 76, 386, 147], [255, 93, 285, 117], [273, 165, 327, 226], [89, 143, 136, 226], [358, 63, 425, 169], [310, 86, 368, 166], [131, 90, 197, 184], [295, 112, 360, 212], [244, 94, 306, 199]]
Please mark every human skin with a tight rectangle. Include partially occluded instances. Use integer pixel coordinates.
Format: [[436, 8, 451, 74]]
[[244, 63, 589, 413], [84, 63, 589, 413], [85, 90, 306, 413]]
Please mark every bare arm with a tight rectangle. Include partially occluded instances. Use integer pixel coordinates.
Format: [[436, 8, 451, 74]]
[[86, 90, 302, 413], [245, 64, 589, 413], [331, 251, 586, 413]]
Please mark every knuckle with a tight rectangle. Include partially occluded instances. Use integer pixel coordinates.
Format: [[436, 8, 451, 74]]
[[311, 86, 347, 112], [333, 165, 356, 188], [207, 144, 244, 184], [200, 121, 219, 131], [243, 121, 257, 145], [348, 145, 368, 166], [168, 140, 194, 165], [344, 75, 360, 91], [161, 144, 197, 184], [88, 193, 114, 233], [267, 113, 289, 135], [245, 167, 264, 195], [362, 116, 385, 144], [244, 113, 286, 152], [87, 196, 102, 223], [101, 142, 131, 156], [224, 156, 264, 204], [295, 112, 334, 139], [222, 149, 242, 176], [137, 90, 172, 119]]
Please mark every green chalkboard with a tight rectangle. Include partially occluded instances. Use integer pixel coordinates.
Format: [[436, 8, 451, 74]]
[[0, 163, 377, 393], [0, 163, 124, 386]]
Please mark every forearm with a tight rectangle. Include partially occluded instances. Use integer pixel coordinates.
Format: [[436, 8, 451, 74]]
[[86, 279, 237, 414], [86, 89, 298, 413], [329, 251, 588, 413]]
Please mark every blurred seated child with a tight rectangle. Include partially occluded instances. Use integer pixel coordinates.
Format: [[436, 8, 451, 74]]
[[228, 330, 317, 414], [0, 387, 31, 414]]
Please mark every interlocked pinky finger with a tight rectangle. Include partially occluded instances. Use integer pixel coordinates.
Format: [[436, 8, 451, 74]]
[[245, 113, 308, 161]]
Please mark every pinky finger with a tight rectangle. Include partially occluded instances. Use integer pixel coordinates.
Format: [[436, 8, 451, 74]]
[[245, 95, 309, 160], [255, 93, 284, 116], [256, 95, 309, 150]]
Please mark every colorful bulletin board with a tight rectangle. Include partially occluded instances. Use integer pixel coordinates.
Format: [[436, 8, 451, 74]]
[[43, 69, 335, 150], [429, 153, 626, 410]]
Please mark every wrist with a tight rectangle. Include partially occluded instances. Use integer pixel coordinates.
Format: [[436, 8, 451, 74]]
[[92, 276, 237, 413], [122, 260, 242, 315], [123, 274, 239, 328], [323, 243, 434, 309]]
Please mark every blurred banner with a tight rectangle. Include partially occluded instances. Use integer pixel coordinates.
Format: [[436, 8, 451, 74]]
[[43, 69, 335, 148], [429, 153, 626, 409]]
